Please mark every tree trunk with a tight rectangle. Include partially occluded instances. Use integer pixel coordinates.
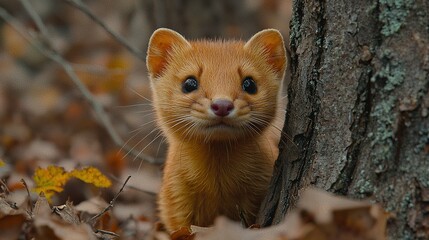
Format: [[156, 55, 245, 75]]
[[258, 0, 429, 239]]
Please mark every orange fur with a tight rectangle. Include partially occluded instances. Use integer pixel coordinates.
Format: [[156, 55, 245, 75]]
[[146, 28, 286, 232]]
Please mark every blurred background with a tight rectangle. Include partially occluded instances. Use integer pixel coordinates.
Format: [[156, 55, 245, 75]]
[[0, 0, 291, 237]]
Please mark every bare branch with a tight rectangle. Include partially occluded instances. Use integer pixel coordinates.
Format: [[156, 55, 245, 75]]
[[0, 7, 157, 164], [18, 0, 50, 40], [107, 173, 157, 196], [88, 175, 131, 225], [94, 229, 120, 238], [0, 179, 10, 194], [63, 0, 146, 61]]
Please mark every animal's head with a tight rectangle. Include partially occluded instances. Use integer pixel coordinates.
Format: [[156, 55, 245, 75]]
[[147, 28, 286, 142]]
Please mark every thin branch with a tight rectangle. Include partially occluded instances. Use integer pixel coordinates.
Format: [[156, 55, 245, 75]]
[[63, 0, 145, 61], [0, 179, 10, 194], [18, 0, 50, 39], [107, 173, 157, 196], [94, 229, 120, 238], [88, 175, 131, 225], [21, 179, 34, 215], [0, 6, 156, 164]]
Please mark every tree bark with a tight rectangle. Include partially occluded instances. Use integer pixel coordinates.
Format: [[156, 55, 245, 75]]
[[258, 0, 429, 239]]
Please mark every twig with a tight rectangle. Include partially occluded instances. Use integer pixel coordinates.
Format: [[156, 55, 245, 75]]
[[21, 179, 34, 214], [18, 0, 50, 39], [0, 7, 156, 164], [88, 175, 131, 225], [63, 0, 145, 61], [94, 229, 120, 238], [107, 173, 157, 196], [0, 179, 10, 194]]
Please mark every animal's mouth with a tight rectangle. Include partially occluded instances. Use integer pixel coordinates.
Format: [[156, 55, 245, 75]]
[[204, 120, 239, 133], [195, 120, 252, 140], [209, 123, 232, 129], [207, 122, 234, 129]]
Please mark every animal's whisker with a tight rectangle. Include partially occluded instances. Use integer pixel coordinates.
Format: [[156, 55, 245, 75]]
[[129, 87, 153, 103], [123, 127, 161, 160], [136, 130, 165, 167]]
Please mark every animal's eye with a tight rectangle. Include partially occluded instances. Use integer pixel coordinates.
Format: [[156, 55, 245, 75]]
[[182, 77, 198, 93], [242, 77, 257, 94]]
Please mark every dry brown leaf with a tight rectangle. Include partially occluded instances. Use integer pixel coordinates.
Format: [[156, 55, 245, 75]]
[[34, 214, 96, 240], [52, 201, 81, 224], [0, 214, 27, 240], [75, 196, 109, 215], [0, 196, 27, 240], [195, 217, 274, 240], [76, 197, 120, 232], [32, 197, 97, 240], [4, 190, 28, 209], [33, 192, 51, 218], [291, 188, 388, 240], [94, 230, 119, 240], [195, 188, 387, 240], [0, 197, 20, 218]]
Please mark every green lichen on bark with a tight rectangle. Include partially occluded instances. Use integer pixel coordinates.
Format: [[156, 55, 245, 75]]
[[368, 52, 405, 172], [354, 169, 375, 195], [351, 48, 407, 195], [378, 0, 414, 36], [414, 128, 429, 154], [289, 0, 302, 49], [368, 96, 396, 152]]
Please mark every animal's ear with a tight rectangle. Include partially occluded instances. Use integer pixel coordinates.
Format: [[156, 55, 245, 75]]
[[244, 29, 286, 79], [147, 28, 191, 78]]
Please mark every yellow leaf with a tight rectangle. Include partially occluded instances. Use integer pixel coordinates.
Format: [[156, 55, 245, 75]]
[[0, 159, 5, 167], [33, 166, 71, 201], [70, 167, 112, 188], [33, 166, 112, 201]]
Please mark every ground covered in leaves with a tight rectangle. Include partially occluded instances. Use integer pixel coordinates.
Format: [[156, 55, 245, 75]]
[[1, 1, 165, 239]]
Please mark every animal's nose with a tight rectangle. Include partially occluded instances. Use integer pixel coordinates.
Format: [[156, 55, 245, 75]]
[[211, 99, 234, 117]]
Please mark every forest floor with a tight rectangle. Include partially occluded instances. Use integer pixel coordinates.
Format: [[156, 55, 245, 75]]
[[1, 1, 165, 239]]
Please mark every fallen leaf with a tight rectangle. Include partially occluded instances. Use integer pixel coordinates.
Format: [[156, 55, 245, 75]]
[[33, 192, 52, 218], [52, 201, 80, 224], [33, 166, 70, 201], [33, 165, 112, 201], [70, 167, 112, 188], [194, 188, 388, 240], [34, 214, 97, 240], [75, 196, 109, 215], [0, 214, 27, 240], [0, 197, 19, 218], [0, 196, 27, 240]]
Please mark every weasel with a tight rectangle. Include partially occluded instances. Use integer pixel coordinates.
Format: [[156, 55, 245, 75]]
[[146, 28, 286, 232]]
